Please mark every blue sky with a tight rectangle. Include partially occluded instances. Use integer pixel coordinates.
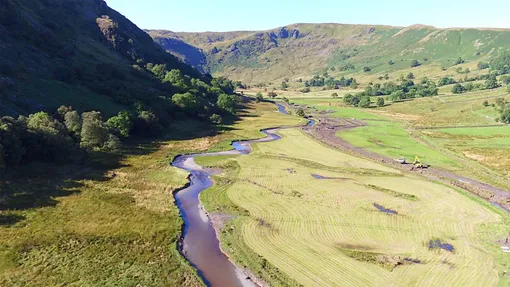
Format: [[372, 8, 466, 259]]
[[106, 0, 510, 32]]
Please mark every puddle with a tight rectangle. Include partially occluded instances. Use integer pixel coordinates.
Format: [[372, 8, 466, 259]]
[[373, 203, 398, 215], [428, 239, 454, 252]]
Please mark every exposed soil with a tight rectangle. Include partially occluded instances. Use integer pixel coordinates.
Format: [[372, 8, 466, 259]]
[[303, 116, 510, 212]]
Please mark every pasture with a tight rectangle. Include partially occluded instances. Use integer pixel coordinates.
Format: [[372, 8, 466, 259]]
[[202, 128, 510, 286]]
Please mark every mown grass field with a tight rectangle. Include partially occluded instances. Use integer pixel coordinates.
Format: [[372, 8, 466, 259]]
[[201, 128, 510, 286]]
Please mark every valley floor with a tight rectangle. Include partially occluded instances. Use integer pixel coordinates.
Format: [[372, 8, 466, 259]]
[[1, 100, 508, 286]]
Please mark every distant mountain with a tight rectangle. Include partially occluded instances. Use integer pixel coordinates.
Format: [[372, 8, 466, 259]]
[[0, 0, 205, 116], [148, 23, 510, 83]]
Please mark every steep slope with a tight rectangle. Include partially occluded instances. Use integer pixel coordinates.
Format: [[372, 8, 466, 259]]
[[149, 23, 510, 83], [0, 0, 205, 117]]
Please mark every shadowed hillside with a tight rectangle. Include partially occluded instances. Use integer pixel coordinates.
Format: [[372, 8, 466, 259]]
[[0, 0, 208, 117]]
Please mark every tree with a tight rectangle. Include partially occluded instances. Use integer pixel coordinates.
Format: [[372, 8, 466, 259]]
[[255, 92, 264, 102], [163, 69, 188, 90], [267, 92, 278, 99], [57, 105, 73, 120], [502, 76, 510, 85], [388, 90, 405, 101], [482, 100, 489, 107], [388, 60, 394, 65], [102, 134, 122, 152], [410, 60, 421, 67], [172, 92, 199, 112], [296, 108, 305, 117], [438, 77, 456, 86], [451, 83, 466, 94], [331, 92, 339, 98], [80, 111, 109, 149], [377, 97, 385, 107], [282, 97, 289, 103], [363, 66, 371, 72], [501, 108, 510, 124], [484, 74, 500, 90], [349, 79, 358, 89], [64, 111, 82, 137], [477, 62, 489, 70], [281, 81, 288, 89], [406, 72, 415, 79], [217, 94, 237, 114], [106, 111, 132, 138], [358, 96, 371, 108]]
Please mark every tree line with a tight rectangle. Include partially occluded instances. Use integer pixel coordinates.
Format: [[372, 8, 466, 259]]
[[0, 90, 240, 170]]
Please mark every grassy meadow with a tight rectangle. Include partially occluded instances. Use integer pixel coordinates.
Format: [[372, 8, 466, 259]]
[[276, 87, 510, 190], [0, 101, 300, 286], [200, 128, 510, 286]]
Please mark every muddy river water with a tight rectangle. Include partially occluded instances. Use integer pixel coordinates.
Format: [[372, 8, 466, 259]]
[[171, 104, 305, 287]]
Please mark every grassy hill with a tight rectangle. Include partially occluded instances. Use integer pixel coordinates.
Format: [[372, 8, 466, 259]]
[[148, 23, 510, 84], [0, 0, 205, 117]]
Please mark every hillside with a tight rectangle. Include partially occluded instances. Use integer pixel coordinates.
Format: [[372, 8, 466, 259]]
[[0, 0, 212, 117], [148, 23, 510, 83]]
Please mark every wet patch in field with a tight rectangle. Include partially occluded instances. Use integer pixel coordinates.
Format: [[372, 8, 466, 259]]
[[429, 239, 454, 252], [373, 203, 398, 215]]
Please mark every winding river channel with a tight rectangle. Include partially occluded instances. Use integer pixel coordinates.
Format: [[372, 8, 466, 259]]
[[171, 104, 305, 287]]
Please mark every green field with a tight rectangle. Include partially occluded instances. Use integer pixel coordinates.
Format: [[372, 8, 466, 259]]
[[201, 128, 510, 286], [284, 90, 510, 189]]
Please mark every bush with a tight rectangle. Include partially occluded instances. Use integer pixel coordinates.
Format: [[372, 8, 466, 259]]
[[296, 108, 305, 117], [255, 92, 263, 102], [267, 92, 278, 99], [331, 92, 339, 98], [363, 66, 371, 72], [410, 60, 421, 67], [482, 100, 489, 107], [300, 87, 311, 93]]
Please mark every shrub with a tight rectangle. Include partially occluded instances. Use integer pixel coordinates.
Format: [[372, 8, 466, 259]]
[[210, 114, 222, 124], [410, 60, 421, 67], [296, 108, 305, 117]]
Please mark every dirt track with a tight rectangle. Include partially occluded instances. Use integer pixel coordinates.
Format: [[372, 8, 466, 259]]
[[302, 116, 510, 212]]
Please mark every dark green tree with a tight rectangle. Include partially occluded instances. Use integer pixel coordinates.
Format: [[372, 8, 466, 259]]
[[452, 84, 466, 94], [357, 96, 371, 108], [172, 92, 199, 112], [217, 94, 238, 114], [296, 108, 305, 117], [377, 97, 385, 107], [64, 110, 82, 138], [80, 111, 109, 149], [106, 111, 133, 138]]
